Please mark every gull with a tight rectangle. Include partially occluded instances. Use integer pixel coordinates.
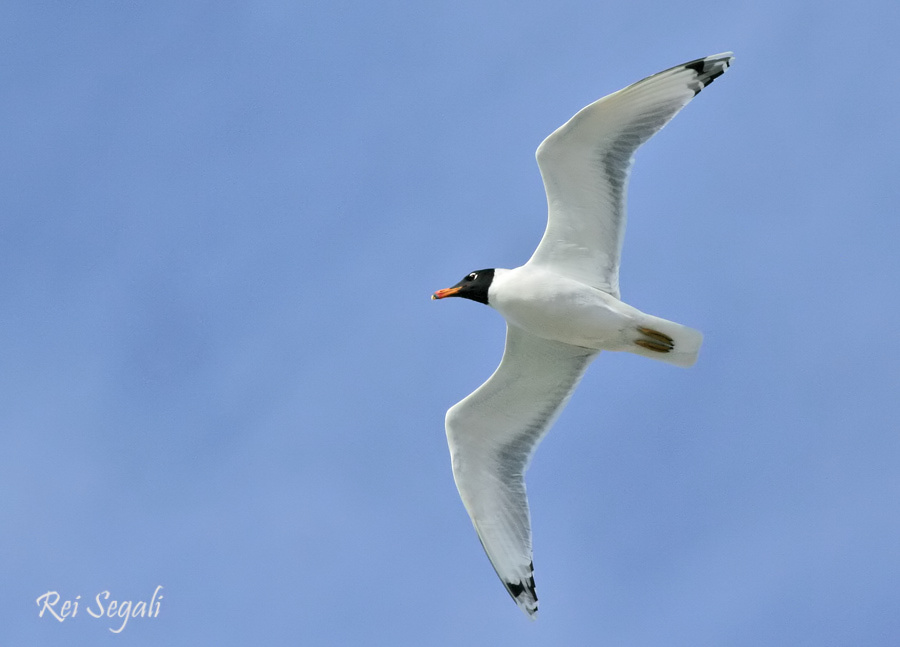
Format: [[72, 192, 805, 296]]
[[432, 53, 733, 618]]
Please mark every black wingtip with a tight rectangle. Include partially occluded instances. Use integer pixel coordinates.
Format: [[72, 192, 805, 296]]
[[684, 53, 733, 96], [504, 561, 538, 618]]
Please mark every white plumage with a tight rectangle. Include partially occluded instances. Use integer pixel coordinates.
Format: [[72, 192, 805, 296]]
[[433, 52, 734, 618]]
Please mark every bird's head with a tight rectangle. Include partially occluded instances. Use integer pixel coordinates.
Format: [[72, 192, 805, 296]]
[[432, 269, 495, 305]]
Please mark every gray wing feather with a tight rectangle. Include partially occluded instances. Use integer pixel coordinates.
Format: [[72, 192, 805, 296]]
[[445, 325, 597, 617], [528, 52, 733, 297]]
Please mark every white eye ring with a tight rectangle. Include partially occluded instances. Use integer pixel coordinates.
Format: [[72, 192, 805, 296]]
[[469, 273, 478, 280]]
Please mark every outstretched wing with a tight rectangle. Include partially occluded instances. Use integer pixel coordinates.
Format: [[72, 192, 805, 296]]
[[445, 325, 597, 618], [528, 52, 734, 297]]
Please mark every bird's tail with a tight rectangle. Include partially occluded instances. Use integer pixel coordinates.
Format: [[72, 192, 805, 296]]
[[630, 314, 703, 368]]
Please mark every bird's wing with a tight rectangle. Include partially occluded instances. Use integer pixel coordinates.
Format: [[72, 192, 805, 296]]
[[527, 52, 733, 297], [445, 324, 597, 618]]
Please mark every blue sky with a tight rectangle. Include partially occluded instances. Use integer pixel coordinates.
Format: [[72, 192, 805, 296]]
[[3, 1, 899, 645]]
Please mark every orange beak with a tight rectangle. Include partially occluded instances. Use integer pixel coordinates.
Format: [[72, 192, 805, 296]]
[[431, 286, 462, 300]]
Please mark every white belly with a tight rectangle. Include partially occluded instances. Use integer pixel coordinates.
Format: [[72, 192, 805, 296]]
[[488, 267, 643, 351]]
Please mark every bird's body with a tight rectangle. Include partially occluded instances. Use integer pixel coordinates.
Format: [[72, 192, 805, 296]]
[[433, 52, 734, 618], [489, 266, 701, 365]]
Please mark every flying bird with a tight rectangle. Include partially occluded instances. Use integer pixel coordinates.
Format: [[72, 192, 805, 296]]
[[432, 52, 733, 618]]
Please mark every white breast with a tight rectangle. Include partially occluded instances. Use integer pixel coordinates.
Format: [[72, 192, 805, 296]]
[[488, 267, 643, 351]]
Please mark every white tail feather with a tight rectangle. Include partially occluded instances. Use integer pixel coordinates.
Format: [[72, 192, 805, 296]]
[[631, 314, 703, 367]]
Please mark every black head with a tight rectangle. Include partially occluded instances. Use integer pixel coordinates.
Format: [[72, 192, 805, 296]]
[[432, 269, 495, 305]]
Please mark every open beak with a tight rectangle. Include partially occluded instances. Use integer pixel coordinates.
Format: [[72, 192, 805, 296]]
[[431, 286, 462, 300]]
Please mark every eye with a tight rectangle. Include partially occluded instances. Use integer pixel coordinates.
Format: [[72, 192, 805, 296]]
[[468, 273, 478, 281]]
